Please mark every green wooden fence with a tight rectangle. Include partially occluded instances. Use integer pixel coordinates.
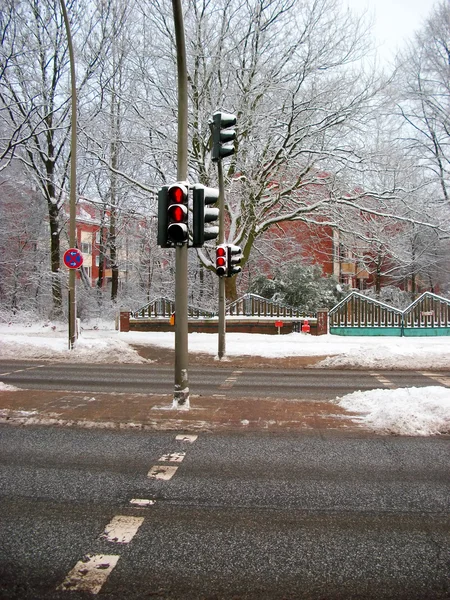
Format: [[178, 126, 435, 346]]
[[330, 291, 450, 336]]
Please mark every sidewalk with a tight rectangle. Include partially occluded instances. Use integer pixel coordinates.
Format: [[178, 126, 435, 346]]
[[0, 387, 361, 433]]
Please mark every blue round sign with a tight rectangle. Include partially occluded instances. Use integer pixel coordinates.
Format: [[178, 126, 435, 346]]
[[63, 248, 84, 269]]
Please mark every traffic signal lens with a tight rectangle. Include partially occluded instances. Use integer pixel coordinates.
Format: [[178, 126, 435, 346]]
[[169, 186, 184, 203], [169, 204, 185, 222], [217, 257, 226, 267], [217, 247, 226, 257]]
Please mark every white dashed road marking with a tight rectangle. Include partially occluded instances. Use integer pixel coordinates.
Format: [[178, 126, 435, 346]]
[[158, 451, 186, 463], [176, 434, 198, 443], [0, 364, 45, 376], [100, 515, 144, 544], [147, 465, 178, 480], [420, 372, 450, 386], [219, 370, 243, 389], [130, 498, 156, 507], [58, 554, 120, 594], [369, 372, 396, 388]]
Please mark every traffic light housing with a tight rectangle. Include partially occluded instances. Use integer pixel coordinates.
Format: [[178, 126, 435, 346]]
[[167, 183, 189, 245], [157, 183, 189, 247], [216, 245, 227, 277], [227, 244, 242, 277], [210, 111, 237, 162], [157, 185, 170, 248], [192, 184, 220, 247]]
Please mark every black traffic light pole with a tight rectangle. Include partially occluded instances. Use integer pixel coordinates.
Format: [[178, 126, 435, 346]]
[[172, 0, 189, 408], [212, 112, 236, 360], [217, 159, 226, 359]]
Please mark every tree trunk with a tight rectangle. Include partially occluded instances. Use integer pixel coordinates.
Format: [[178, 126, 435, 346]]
[[97, 217, 106, 291], [48, 199, 62, 316], [110, 202, 118, 302], [225, 276, 238, 302]]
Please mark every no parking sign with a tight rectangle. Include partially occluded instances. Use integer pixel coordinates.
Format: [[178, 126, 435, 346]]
[[63, 248, 83, 269]]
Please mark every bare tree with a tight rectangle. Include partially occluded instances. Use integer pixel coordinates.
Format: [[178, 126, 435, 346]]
[[142, 0, 399, 299], [395, 1, 450, 205], [0, 0, 110, 315]]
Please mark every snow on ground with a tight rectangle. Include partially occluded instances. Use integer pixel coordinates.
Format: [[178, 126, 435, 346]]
[[1, 320, 450, 435], [336, 387, 450, 436]]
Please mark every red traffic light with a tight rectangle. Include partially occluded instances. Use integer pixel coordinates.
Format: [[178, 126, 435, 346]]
[[168, 204, 186, 223], [216, 245, 227, 276], [166, 183, 188, 244], [168, 185, 185, 204]]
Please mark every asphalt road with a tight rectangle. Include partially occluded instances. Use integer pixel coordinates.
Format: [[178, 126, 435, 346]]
[[1, 360, 449, 400], [0, 426, 449, 599]]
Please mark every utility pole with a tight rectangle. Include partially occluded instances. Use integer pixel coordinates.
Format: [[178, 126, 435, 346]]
[[172, 0, 189, 408], [60, 0, 77, 350]]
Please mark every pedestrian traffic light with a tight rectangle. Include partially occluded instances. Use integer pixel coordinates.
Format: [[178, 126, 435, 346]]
[[227, 244, 242, 277], [216, 245, 227, 277], [210, 111, 237, 162], [192, 184, 220, 247], [167, 182, 189, 245]]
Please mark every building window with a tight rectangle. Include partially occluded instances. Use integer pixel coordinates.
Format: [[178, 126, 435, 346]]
[[81, 242, 92, 255]]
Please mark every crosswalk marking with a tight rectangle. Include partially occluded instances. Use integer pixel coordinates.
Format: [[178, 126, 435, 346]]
[[100, 515, 144, 544], [58, 554, 119, 594]]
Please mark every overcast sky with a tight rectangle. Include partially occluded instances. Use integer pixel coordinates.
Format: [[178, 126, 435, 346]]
[[345, 0, 436, 64]]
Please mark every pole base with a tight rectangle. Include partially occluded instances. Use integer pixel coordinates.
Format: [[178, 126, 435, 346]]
[[173, 389, 190, 410]]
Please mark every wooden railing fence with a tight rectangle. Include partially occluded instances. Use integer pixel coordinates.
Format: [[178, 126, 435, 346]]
[[131, 294, 309, 320]]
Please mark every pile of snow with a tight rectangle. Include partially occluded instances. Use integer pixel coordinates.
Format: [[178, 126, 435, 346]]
[[125, 330, 450, 369], [1, 322, 450, 368], [0, 382, 21, 392], [336, 387, 450, 436], [0, 323, 146, 363]]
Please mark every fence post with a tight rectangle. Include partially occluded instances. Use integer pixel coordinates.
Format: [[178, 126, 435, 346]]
[[119, 309, 130, 332], [316, 309, 328, 335]]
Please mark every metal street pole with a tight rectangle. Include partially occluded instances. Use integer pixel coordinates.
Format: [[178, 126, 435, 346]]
[[172, 0, 189, 408], [60, 0, 77, 350], [217, 160, 226, 359]]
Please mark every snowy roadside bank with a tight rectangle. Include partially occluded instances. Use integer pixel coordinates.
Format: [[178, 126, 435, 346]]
[[2, 322, 450, 369], [1, 322, 450, 436]]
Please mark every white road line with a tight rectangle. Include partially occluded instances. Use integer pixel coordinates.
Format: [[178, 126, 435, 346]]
[[158, 451, 185, 463], [58, 554, 119, 594], [100, 515, 144, 544], [176, 434, 198, 443], [419, 372, 450, 386], [147, 465, 178, 480], [130, 498, 156, 507], [219, 370, 243, 389], [0, 365, 45, 376], [369, 372, 396, 388]]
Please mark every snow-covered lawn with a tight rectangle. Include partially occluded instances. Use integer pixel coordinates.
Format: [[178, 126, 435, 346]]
[[0, 320, 449, 436]]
